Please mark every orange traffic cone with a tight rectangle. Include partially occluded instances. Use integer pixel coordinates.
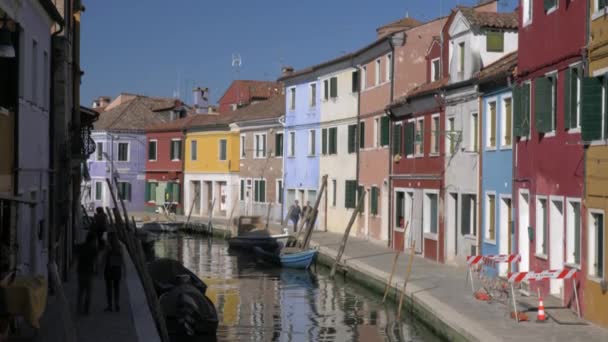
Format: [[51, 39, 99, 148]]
[[537, 296, 546, 322]]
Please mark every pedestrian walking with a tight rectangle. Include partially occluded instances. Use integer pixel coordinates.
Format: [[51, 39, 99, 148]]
[[103, 232, 124, 312], [301, 201, 311, 227], [92, 207, 107, 249], [289, 200, 301, 233], [76, 231, 98, 315]]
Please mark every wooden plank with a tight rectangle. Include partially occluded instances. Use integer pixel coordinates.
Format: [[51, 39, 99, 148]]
[[185, 187, 199, 230], [397, 240, 416, 319], [383, 251, 401, 303], [330, 188, 365, 279]]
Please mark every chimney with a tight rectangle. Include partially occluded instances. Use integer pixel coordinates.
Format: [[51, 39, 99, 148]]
[[92, 96, 111, 110], [281, 66, 294, 77], [193, 87, 209, 114]]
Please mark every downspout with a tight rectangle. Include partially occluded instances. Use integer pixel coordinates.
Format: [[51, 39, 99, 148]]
[[48, 18, 65, 266], [387, 36, 397, 248], [279, 115, 286, 224], [477, 84, 483, 257], [354, 57, 362, 237]]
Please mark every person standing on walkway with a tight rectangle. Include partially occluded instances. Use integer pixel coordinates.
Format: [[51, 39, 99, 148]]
[[77, 231, 98, 315], [289, 200, 301, 233], [103, 232, 124, 312], [92, 207, 107, 249], [301, 201, 311, 227]]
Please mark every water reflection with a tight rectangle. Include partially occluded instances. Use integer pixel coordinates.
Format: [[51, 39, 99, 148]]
[[152, 234, 438, 342]]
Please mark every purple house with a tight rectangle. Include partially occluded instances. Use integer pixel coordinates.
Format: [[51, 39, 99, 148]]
[[84, 94, 186, 213]]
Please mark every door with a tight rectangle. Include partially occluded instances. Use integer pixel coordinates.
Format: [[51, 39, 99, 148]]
[[518, 192, 529, 272], [499, 197, 511, 276], [550, 199, 564, 297], [246, 179, 252, 215], [446, 192, 458, 261]]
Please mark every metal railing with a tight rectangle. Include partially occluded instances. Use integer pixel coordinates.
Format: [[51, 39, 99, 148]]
[[238, 201, 282, 223]]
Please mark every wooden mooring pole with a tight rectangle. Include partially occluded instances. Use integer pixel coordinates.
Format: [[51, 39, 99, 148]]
[[383, 251, 401, 303], [329, 188, 366, 279], [397, 240, 416, 319]]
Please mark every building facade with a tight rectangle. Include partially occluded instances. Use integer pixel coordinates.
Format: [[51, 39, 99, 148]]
[[513, 0, 586, 308]]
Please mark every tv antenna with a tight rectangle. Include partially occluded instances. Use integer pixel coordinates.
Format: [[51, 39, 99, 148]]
[[232, 53, 242, 108]]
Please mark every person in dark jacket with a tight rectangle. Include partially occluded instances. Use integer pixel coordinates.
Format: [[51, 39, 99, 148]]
[[103, 232, 124, 312], [92, 207, 107, 248], [77, 232, 98, 315], [289, 200, 301, 233]]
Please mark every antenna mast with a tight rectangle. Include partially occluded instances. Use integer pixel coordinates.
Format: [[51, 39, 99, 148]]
[[232, 53, 242, 109]]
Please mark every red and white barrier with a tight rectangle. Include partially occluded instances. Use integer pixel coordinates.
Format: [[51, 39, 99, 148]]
[[466, 254, 521, 265], [507, 269, 577, 283]]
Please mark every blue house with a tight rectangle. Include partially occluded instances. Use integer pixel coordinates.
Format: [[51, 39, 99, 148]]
[[479, 53, 517, 277], [278, 67, 321, 215]]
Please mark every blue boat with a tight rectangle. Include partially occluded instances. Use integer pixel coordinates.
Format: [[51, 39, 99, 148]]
[[253, 247, 318, 270]]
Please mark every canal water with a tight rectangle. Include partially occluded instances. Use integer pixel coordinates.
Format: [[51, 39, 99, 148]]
[[152, 234, 440, 342]]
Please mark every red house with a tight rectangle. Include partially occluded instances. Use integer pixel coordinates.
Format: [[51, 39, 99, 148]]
[[217, 80, 282, 113], [513, 0, 586, 307]]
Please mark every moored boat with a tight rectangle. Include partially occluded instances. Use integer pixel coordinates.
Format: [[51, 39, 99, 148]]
[[148, 258, 208, 295], [227, 229, 289, 252], [159, 283, 218, 339], [253, 246, 318, 270]]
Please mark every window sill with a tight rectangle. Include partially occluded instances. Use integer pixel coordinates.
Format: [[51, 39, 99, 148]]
[[424, 232, 438, 241], [541, 131, 556, 138], [567, 128, 581, 134], [394, 226, 406, 232], [564, 262, 581, 270], [307, 155, 316, 158], [275, 156, 283, 159], [522, 19, 532, 28], [592, 9, 608, 21], [546, 7, 557, 15], [429, 153, 440, 158], [171, 159, 182, 162], [499, 145, 512, 151], [464, 234, 477, 241], [588, 275, 605, 283], [535, 253, 548, 260], [148, 160, 157, 162], [484, 239, 497, 245], [485, 146, 497, 152]]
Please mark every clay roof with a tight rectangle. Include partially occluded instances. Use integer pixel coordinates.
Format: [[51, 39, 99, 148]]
[[230, 96, 285, 123], [476, 51, 518, 82], [218, 80, 282, 103], [459, 8, 518, 30], [376, 17, 421, 35], [94, 96, 167, 131], [388, 77, 449, 109]]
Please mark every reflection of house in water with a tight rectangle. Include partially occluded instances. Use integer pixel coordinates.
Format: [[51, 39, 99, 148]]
[[279, 270, 316, 341]]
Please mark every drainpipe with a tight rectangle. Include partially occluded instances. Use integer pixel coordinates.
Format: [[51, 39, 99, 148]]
[[477, 84, 483, 258], [387, 33, 401, 248], [279, 115, 286, 223], [353, 56, 362, 238], [48, 18, 65, 266]]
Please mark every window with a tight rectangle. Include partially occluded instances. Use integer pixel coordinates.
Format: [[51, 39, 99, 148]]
[[166, 182, 180, 203], [32, 40, 37, 103], [321, 128, 327, 155], [544, 0, 557, 12], [486, 31, 504, 52], [191, 140, 198, 161], [565, 66, 581, 130], [415, 118, 424, 155], [471, 112, 479, 152], [448, 118, 455, 154], [395, 191, 405, 229], [310, 83, 317, 107], [329, 77, 338, 99], [118, 182, 131, 201], [95, 181, 103, 201], [254, 179, 266, 203], [370, 186, 379, 216], [118, 143, 129, 161], [523, 0, 532, 24], [458, 42, 465, 73], [503, 98, 513, 146], [380, 116, 390, 147], [404, 121, 415, 156], [375, 59, 381, 85], [324, 79, 329, 100], [386, 54, 392, 81], [374, 118, 380, 147], [96, 142, 103, 161], [534, 74, 557, 134], [290, 88, 296, 110], [424, 192, 439, 235], [219, 139, 227, 161], [332, 179, 337, 207], [487, 102, 497, 148], [362, 66, 367, 90], [461, 194, 477, 236], [240, 134, 246, 159], [148, 140, 157, 161], [431, 115, 439, 154], [566, 199, 581, 266], [392, 123, 402, 156], [170, 139, 182, 161], [145, 182, 157, 202], [486, 193, 496, 242], [308, 129, 316, 156], [513, 82, 531, 137], [288, 131, 295, 157], [255, 133, 267, 158], [536, 197, 548, 256], [588, 210, 605, 279], [352, 70, 360, 93], [348, 124, 357, 154], [328, 127, 338, 154], [277, 180, 283, 204], [275, 132, 284, 157], [345, 180, 357, 209], [359, 122, 365, 149], [240, 179, 245, 201], [581, 75, 608, 141], [431, 58, 440, 82], [308, 189, 317, 204]]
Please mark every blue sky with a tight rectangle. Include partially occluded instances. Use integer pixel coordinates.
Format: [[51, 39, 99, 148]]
[[80, 0, 516, 106]]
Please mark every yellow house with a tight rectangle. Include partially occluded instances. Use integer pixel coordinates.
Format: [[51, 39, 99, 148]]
[[583, 0, 608, 327], [183, 115, 240, 218]]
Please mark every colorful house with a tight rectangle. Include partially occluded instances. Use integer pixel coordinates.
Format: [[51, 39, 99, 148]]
[[183, 114, 240, 219], [581, 0, 608, 326], [230, 96, 285, 222], [513, 0, 586, 307], [443, 4, 517, 265], [278, 67, 321, 217], [478, 52, 517, 276], [85, 95, 180, 213]]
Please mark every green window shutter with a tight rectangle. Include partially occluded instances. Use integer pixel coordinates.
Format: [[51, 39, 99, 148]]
[[151, 183, 157, 202], [380, 116, 389, 146], [127, 183, 132, 201], [534, 77, 552, 133], [165, 183, 172, 202], [330, 77, 338, 98], [173, 183, 180, 203], [240, 180, 244, 200], [371, 187, 378, 215], [430, 195, 438, 234], [345, 180, 356, 209], [564, 68, 573, 129], [260, 181, 266, 202], [348, 125, 356, 153], [581, 76, 603, 141], [359, 122, 365, 148], [322, 128, 327, 155], [145, 182, 150, 202], [329, 127, 337, 154], [486, 31, 504, 52], [461, 197, 470, 235], [544, 0, 556, 11], [405, 122, 415, 155], [352, 71, 359, 93], [522, 83, 531, 135], [512, 85, 522, 137], [392, 124, 402, 155]]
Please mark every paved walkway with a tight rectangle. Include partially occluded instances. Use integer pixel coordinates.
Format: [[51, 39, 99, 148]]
[[307, 231, 608, 342]]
